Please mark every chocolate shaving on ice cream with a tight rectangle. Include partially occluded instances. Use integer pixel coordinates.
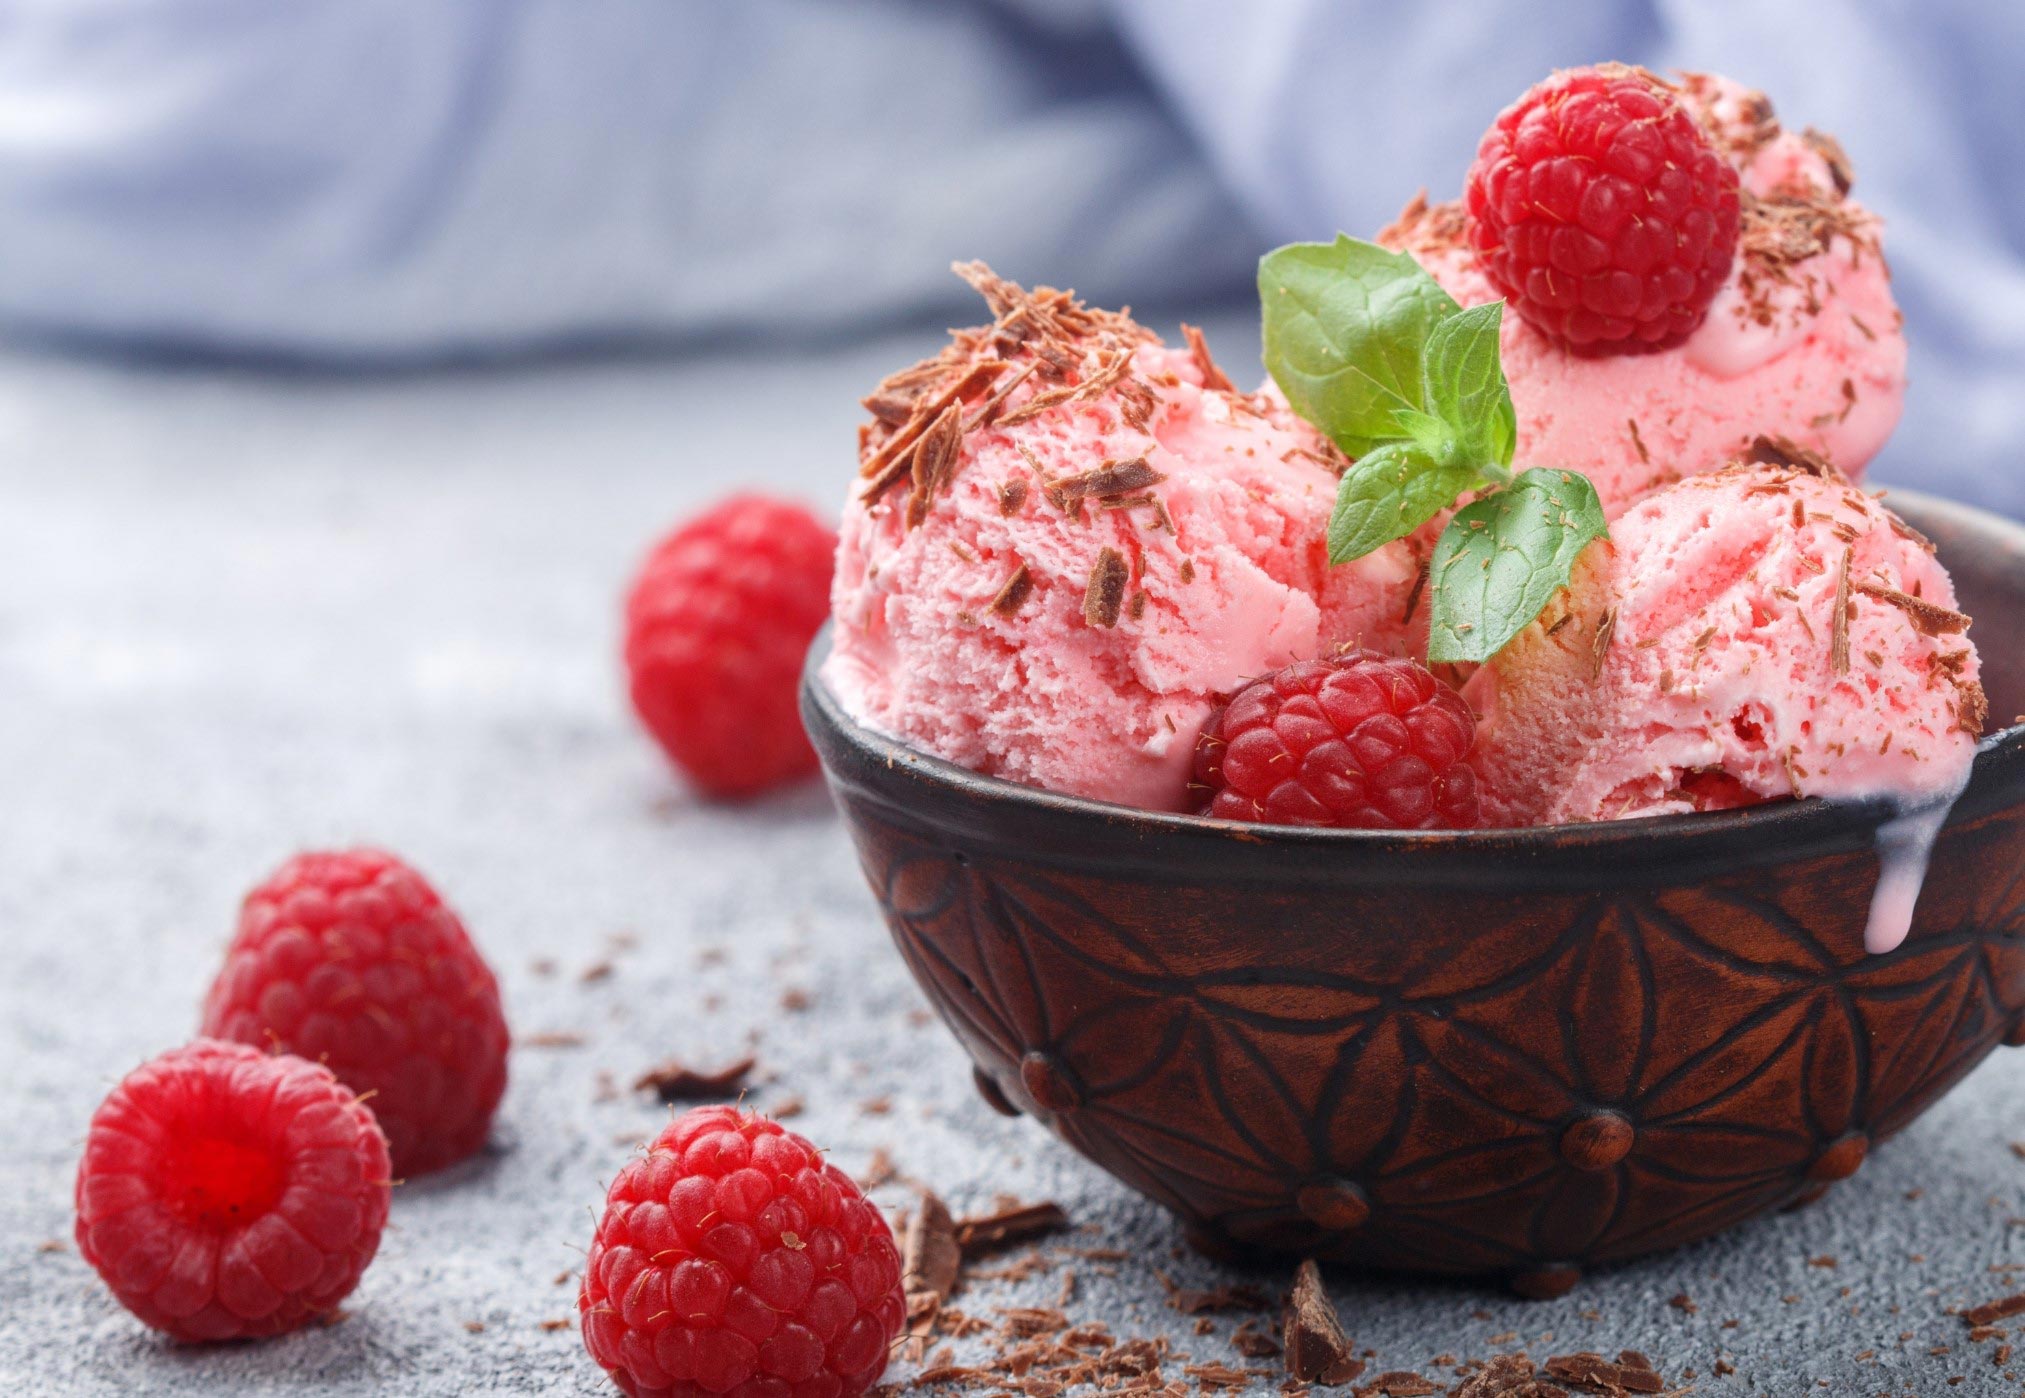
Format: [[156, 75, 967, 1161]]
[[989, 565, 1034, 617], [1851, 579, 1971, 636], [1182, 323, 1235, 393], [1045, 456, 1167, 512], [1083, 548, 1129, 628]]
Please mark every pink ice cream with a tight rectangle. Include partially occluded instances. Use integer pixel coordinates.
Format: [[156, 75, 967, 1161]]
[[1381, 73, 1905, 518], [1465, 451, 1985, 831], [824, 267, 1422, 811]]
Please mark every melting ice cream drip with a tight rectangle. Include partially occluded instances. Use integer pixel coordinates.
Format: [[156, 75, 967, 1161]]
[[1862, 733, 2005, 955]]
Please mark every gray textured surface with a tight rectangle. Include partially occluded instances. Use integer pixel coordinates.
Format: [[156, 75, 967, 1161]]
[[4, 328, 2025, 1396]]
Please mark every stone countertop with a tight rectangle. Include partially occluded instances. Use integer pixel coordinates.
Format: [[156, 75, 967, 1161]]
[[3, 324, 2024, 1395]]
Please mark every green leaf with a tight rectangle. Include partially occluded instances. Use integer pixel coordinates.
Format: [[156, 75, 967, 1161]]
[[1427, 468, 1609, 664], [1327, 442, 1486, 564], [1260, 235, 1462, 460], [1420, 300, 1516, 472]]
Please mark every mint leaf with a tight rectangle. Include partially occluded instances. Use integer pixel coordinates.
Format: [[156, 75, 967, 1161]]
[[1327, 442, 1485, 563], [1260, 236, 1461, 459], [1420, 301, 1516, 472], [1427, 468, 1609, 664]]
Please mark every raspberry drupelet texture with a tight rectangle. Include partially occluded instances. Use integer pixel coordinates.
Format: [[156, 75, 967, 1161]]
[[581, 1106, 904, 1398], [201, 848, 509, 1178], [624, 494, 837, 800], [1193, 650, 1481, 829], [1465, 64, 1741, 353], [74, 1039, 391, 1341]]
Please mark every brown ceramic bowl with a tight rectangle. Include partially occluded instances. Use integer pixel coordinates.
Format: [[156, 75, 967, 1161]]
[[802, 489, 2025, 1296]]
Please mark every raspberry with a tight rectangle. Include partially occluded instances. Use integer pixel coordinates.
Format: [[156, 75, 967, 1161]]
[[1193, 650, 1480, 828], [1464, 65, 1741, 352], [201, 849, 509, 1178], [581, 1106, 904, 1398], [74, 1039, 391, 1341], [624, 495, 836, 800]]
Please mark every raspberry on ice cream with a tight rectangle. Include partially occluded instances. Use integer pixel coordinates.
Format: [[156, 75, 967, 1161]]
[[1465, 64, 1741, 352], [1466, 448, 1984, 831], [580, 1105, 904, 1398], [201, 848, 508, 1178], [1383, 70, 1905, 517], [625, 494, 836, 800], [824, 265, 1423, 811], [1193, 650, 1479, 829], [74, 1039, 391, 1341]]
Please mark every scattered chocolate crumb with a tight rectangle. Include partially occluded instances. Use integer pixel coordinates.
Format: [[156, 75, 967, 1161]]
[[860, 1148, 898, 1191], [1668, 1292, 1697, 1315], [901, 1192, 963, 1359], [1809, 1255, 1838, 1269], [1166, 1276, 1272, 1316], [953, 1201, 1070, 1256], [1083, 548, 1128, 629], [1282, 1259, 1362, 1385], [1452, 1354, 1567, 1397], [1233, 1318, 1283, 1360], [463, 1319, 485, 1333], [780, 988, 811, 1013], [990, 564, 1035, 617], [1179, 557, 1196, 584], [999, 477, 1030, 517], [579, 960, 614, 985], [1965, 1293, 2025, 1327], [538, 1318, 572, 1333], [1127, 590, 1148, 621], [1830, 545, 1852, 675], [1542, 1350, 1665, 1393], [1355, 1373, 1437, 1396], [632, 1055, 756, 1103], [770, 1095, 804, 1120], [860, 1095, 893, 1116], [529, 957, 557, 978], [519, 1030, 585, 1049], [1626, 418, 1649, 464]]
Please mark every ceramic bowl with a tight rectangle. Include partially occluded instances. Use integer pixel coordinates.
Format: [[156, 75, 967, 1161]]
[[802, 489, 2025, 1296]]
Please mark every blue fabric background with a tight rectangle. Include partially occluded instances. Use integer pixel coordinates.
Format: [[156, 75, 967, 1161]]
[[0, 0, 2014, 508]]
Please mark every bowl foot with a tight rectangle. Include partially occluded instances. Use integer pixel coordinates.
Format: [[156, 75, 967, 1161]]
[[1510, 1263, 1582, 1300], [972, 1065, 1021, 1118]]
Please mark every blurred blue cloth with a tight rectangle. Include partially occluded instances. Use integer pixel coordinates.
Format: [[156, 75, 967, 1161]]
[[0, 0, 2017, 508]]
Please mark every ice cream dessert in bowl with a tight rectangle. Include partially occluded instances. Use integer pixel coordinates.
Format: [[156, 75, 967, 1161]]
[[802, 65, 2025, 1291]]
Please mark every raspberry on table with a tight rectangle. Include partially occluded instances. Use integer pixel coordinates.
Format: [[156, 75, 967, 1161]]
[[1464, 64, 1741, 353], [201, 848, 509, 1178], [1192, 650, 1481, 829], [624, 494, 837, 800], [74, 1039, 391, 1341], [581, 1105, 905, 1398]]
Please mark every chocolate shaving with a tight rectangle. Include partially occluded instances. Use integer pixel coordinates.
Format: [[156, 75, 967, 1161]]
[[905, 403, 965, 529], [998, 477, 1030, 517], [632, 1055, 756, 1103], [1802, 126, 1856, 196], [1045, 456, 1166, 512], [960, 361, 1038, 434], [1082, 549, 1129, 628], [952, 1200, 1069, 1256], [902, 1191, 962, 1329], [1968, 1294, 2025, 1328], [1182, 323, 1235, 393], [1165, 1278, 1272, 1316], [1282, 1259, 1361, 1385], [1541, 1351, 1665, 1394], [1830, 546, 1852, 674], [989, 565, 1034, 617], [859, 359, 1006, 481], [1626, 418, 1649, 464], [1958, 676, 1991, 737], [997, 347, 1136, 428], [1851, 579, 1970, 636], [1591, 606, 1617, 680], [1357, 1375, 1439, 1397], [1453, 1355, 1568, 1397], [1745, 433, 1836, 476]]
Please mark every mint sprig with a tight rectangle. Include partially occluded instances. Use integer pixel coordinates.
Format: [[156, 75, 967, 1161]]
[[1260, 235, 1606, 662]]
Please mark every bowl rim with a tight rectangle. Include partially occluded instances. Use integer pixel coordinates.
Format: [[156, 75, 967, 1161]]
[[803, 487, 2025, 859]]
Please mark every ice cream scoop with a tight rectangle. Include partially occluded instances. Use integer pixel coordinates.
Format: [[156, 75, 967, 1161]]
[[1381, 73, 1905, 518], [824, 266, 1422, 812], [1466, 446, 1984, 842]]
